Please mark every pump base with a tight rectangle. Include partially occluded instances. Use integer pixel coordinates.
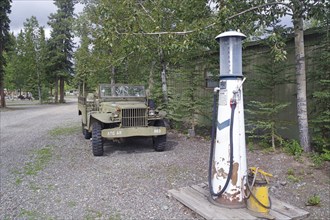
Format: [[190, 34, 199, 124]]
[[208, 195, 246, 209], [169, 182, 309, 219]]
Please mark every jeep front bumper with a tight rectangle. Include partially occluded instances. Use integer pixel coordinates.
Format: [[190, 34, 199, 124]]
[[101, 126, 166, 139]]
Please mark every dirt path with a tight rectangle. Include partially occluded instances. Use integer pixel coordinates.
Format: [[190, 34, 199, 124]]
[[0, 100, 329, 219]]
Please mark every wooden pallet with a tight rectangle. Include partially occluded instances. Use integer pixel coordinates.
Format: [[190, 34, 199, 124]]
[[169, 183, 309, 220]]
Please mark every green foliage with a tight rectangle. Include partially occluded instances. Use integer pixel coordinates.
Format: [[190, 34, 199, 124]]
[[287, 174, 300, 183], [306, 195, 321, 206], [74, 0, 215, 129], [0, 0, 12, 107], [4, 16, 50, 102], [321, 149, 330, 161], [310, 153, 324, 168], [309, 32, 330, 153], [245, 27, 294, 150], [286, 167, 300, 183], [48, 0, 75, 103], [310, 149, 330, 168], [284, 140, 303, 157], [287, 168, 295, 176]]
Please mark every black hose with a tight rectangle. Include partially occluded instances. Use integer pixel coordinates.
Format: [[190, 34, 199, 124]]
[[208, 92, 236, 197]]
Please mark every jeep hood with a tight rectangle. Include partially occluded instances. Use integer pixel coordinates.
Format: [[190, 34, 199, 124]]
[[101, 101, 147, 111]]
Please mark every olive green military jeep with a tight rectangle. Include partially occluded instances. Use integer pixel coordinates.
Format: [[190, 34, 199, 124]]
[[78, 84, 167, 156]]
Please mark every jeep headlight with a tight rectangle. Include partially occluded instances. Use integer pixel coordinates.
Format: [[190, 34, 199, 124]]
[[112, 112, 119, 118], [148, 109, 155, 116], [112, 107, 121, 118]]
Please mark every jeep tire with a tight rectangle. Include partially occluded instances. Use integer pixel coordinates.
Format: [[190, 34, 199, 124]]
[[153, 120, 167, 152], [92, 122, 104, 156], [153, 134, 167, 152], [82, 123, 91, 139]]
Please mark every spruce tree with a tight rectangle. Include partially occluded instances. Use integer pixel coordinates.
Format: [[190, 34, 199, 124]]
[[48, 0, 75, 103], [0, 0, 11, 107]]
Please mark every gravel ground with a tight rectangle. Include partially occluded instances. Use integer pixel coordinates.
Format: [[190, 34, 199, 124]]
[[0, 99, 329, 219]]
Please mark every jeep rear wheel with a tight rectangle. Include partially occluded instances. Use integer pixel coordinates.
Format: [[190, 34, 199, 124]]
[[82, 123, 91, 139], [92, 122, 103, 156]]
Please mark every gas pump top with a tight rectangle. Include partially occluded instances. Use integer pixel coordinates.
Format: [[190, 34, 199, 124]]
[[215, 31, 246, 77]]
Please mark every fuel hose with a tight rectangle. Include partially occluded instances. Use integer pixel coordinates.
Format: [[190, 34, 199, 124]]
[[208, 91, 236, 196]]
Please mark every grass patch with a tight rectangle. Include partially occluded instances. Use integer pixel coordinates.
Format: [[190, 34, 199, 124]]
[[166, 165, 189, 185], [109, 213, 121, 220], [19, 209, 40, 219], [49, 125, 80, 136], [29, 182, 41, 192], [15, 177, 23, 185], [12, 146, 54, 186], [287, 175, 300, 183], [84, 209, 103, 220], [286, 167, 301, 183], [24, 147, 53, 176], [84, 209, 121, 220], [287, 168, 295, 176], [306, 194, 321, 206], [68, 201, 77, 208], [19, 209, 53, 220]]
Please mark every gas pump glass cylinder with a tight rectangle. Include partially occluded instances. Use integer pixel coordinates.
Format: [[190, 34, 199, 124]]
[[220, 38, 242, 75], [218, 32, 244, 77]]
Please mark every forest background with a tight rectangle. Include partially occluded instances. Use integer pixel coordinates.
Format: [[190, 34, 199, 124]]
[[0, 0, 329, 160]]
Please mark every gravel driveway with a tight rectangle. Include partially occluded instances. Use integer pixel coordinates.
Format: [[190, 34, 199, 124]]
[[0, 99, 207, 219], [1, 99, 329, 219]]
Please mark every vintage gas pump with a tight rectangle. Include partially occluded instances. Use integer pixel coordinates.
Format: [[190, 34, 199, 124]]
[[208, 31, 248, 208]]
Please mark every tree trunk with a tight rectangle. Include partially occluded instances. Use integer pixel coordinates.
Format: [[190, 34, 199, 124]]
[[111, 66, 116, 95], [0, 43, 5, 108], [293, 13, 311, 152], [159, 48, 168, 104], [147, 61, 156, 97], [59, 77, 64, 103], [54, 77, 58, 103], [0, 77, 5, 108], [37, 70, 42, 104], [38, 84, 42, 104]]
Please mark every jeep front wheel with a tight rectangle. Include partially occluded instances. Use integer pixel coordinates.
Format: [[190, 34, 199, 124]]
[[153, 135, 166, 152], [92, 122, 104, 156]]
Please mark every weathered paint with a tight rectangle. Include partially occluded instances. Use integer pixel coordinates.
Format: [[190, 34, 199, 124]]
[[211, 77, 247, 206], [211, 31, 247, 207], [231, 162, 239, 186], [247, 183, 270, 214]]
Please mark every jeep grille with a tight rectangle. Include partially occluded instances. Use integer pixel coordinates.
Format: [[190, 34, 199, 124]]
[[122, 108, 147, 127]]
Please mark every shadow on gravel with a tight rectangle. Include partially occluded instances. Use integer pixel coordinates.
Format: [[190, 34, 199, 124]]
[[102, 137, 178, 156]]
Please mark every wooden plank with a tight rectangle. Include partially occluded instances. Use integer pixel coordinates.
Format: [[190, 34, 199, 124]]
[[169, 183, 309, 220], [191, 183, 295, 219], [190, 184, 209, 197], [270, 197, 309, 220], [169, 187, 256, 220], [269, 210, 291, 220], [169, 188, 218, 219]]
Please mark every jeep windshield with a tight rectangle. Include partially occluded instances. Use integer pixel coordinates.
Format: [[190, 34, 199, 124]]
[[99, 84, 146, 98]]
